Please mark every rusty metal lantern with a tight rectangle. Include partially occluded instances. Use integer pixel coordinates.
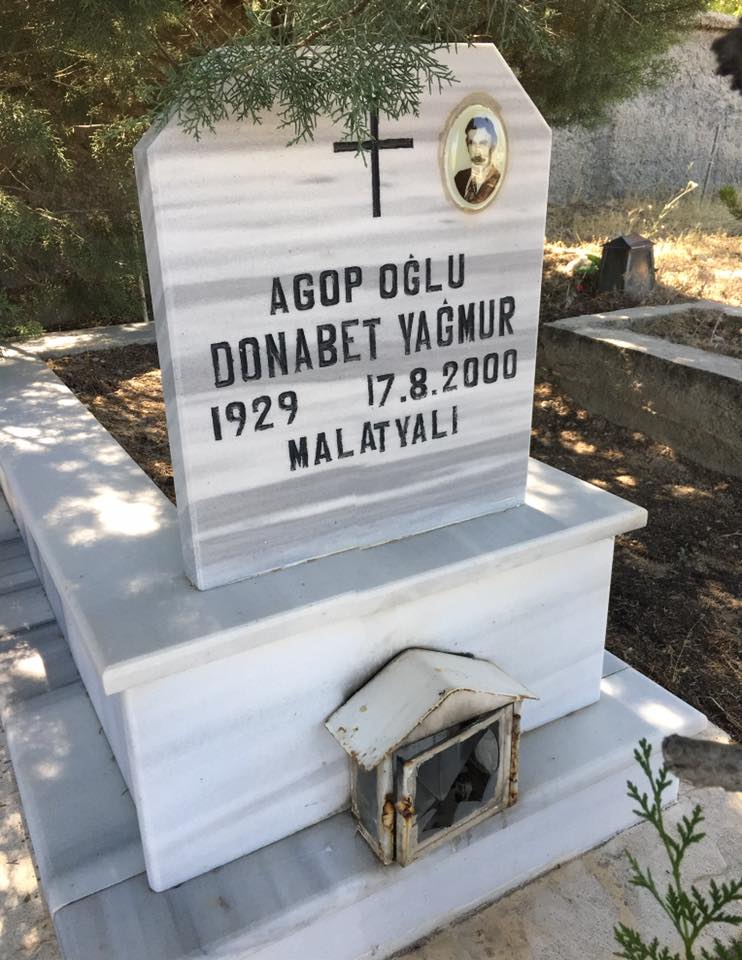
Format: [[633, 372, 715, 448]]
[[326, 649, 536, 866], [598, 233, 655, 296]]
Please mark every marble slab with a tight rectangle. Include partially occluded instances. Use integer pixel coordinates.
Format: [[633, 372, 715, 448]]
[[0, 583, 55, 636], [0, 506, 79, 711], [0, 537, 32, 564], [0, 492, 19, 542], [0, 621, 78, 713], [0, 345, 649, 891], [0, 545, 37, 595], [135, 44, 552, 588], [602, 649, 629, 679], [123, 535, 616, 890], [4, 682, 145, 913], [0, 347, 646, 695], [43, 662, 705, 959]]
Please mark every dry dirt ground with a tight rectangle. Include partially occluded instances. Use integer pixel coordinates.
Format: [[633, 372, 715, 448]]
[[530, 376, 741, 739], [402, 766, 742, 960]]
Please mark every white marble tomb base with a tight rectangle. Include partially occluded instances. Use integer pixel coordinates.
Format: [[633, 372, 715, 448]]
[[4, 644, 706, 960], [0, 339, 653, 892], [0, 505, 709, 958]]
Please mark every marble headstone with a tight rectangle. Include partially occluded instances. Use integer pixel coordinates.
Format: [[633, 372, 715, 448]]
[[135, 45, 551, 590]]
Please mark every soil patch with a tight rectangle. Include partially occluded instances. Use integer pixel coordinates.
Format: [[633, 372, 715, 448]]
[[48, 344, 741, 738], [622, 309, 742, 359], [48, 344, 175, 503], [531, 372, 740, 740]]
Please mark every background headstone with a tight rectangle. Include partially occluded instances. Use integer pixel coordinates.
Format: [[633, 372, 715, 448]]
[[135, 45, 551, 589]]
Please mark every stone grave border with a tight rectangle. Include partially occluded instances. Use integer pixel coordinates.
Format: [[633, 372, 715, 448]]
[[4, 320, 155, 359], [539, 300, 742, 478]]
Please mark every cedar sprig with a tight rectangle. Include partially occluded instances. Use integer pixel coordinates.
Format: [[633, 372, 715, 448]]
[[614, 739, 742, 960]]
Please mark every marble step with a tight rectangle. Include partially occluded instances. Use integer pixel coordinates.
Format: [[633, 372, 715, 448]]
[[0, 583, 55, 636], [0, 494, 19, 542], [5, 682, 145, 914], [0, 621, 79, 714], [0, 548, 39, 596], [0, 537, 32, 564], [5, 656, 706, 960], [0, 495, 77, 710]]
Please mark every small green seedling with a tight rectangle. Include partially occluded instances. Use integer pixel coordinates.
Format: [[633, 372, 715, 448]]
[[614, 738, 742, 960]]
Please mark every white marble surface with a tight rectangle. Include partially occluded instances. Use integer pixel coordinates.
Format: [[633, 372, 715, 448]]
[[136, 45, 552, 588], [0, 347, 645, 696], [0, 621, 78, 713], [0, 347, 648, 890], [0, 583, 55, 636], [5, 682, 145, 913], [602, 649, 628, 678], [46, 662, 705, 959], [0, 541, 705, 956], [0, 489, 136, 918], [0, 545, 38, 596], [0, 494, 19, 542], [125, 535, 615, 890], [0, 497, 79, 712]]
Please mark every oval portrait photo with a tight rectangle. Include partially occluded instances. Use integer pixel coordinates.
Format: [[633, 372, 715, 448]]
[[442, 100, 507, 212]]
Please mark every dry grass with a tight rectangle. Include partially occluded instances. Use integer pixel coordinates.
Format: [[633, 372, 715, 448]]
[[542, 194, 742, 323], [547, 192, 742, 246], [624, 309, 742, 359]]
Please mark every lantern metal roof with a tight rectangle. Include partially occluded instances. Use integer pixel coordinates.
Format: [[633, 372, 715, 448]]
[[326, 649, 536, 771], [603, 233, 653, 249]]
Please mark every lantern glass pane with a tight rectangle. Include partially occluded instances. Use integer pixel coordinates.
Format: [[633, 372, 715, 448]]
[[414, 719, 501, 838], [355, 764, 380, 840], [396, 723, 464, 762]]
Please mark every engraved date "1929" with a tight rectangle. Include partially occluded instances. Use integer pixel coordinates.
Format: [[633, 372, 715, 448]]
[[210, 391, 298, 441]]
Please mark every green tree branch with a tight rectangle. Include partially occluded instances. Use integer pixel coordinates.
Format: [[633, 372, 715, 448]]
[[615, 740, 742, 960]]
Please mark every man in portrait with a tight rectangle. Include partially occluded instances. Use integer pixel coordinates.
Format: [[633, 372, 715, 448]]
[[455, 116, 501, 205]]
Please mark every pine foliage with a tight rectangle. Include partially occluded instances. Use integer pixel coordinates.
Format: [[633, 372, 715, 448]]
[[157, 0, 704, 141], [0, 0, 216, 336], [2, 0, 704, 336], [614, 740, 742, 960]]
